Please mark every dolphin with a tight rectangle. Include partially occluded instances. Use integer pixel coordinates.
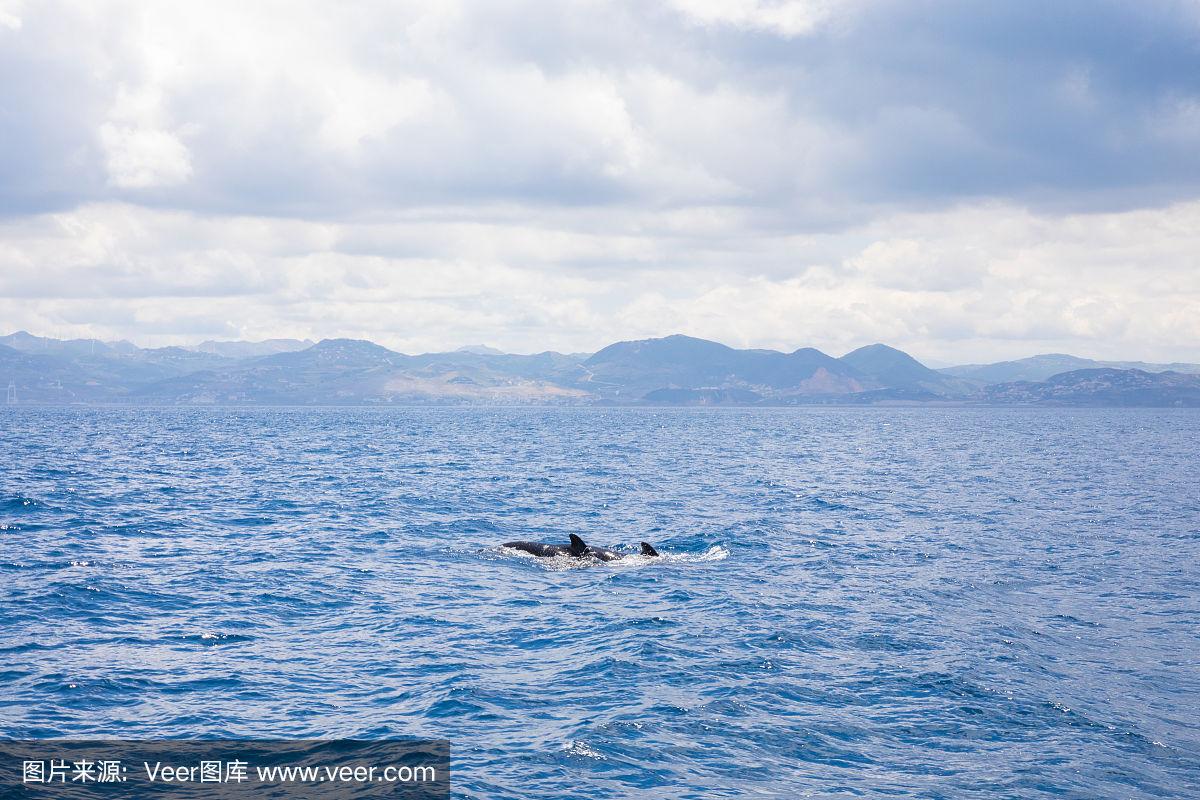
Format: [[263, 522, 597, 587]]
[[502, 534, 659, 561]]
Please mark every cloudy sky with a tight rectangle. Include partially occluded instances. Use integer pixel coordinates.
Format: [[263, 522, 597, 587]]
[[2, 0, 1199, 363]]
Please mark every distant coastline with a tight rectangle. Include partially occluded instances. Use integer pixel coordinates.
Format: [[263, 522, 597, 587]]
[[3, 331, 1199, 408]]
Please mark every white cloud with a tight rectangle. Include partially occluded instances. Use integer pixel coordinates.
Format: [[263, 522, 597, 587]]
[[846, 238, 986, 292], [2, 1, 1200, 363], [2, 199, 1199, 363], [0, 6, 20, 30], [668, 0, 844, 37], [99, 124, 193, 188]]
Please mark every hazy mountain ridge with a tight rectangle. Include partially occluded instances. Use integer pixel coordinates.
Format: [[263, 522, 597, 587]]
[[839, 343, 979, 398], [1, 331, 1196, 406], [942, 353, 1200, 383], [132, 339, 588, 405], [581, 335, 869, 399], [982, 369, 1200, 407]]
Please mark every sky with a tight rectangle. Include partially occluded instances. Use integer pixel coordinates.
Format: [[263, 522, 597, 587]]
[[2, 0, 1199, 364]]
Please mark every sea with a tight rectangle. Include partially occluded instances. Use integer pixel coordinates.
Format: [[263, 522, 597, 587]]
[[1, 406, 1198, 799]]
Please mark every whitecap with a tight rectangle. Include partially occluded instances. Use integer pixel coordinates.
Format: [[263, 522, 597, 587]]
[[562, 741, 605, 760]]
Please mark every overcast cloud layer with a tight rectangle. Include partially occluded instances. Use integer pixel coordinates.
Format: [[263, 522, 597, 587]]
[[2, 0, 1199, 362]]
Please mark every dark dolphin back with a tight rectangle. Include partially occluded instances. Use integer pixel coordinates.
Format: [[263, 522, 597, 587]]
[[583, 545, 622, 562], [503, 537, 660, 560], [503, 541, 569, 557]]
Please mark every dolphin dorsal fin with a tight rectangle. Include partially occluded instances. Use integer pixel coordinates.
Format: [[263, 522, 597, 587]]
[[569, 534, 588, 556], [640, 542, 659, 557]]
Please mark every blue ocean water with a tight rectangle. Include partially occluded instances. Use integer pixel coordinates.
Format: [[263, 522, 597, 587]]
[[1, 407, 1199, 799]]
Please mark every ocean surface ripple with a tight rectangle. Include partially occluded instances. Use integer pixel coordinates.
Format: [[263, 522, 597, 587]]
[[2, 407, 1199, 799]]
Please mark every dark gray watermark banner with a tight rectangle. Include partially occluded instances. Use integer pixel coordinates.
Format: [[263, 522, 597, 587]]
[[0, 740, 450, 799]]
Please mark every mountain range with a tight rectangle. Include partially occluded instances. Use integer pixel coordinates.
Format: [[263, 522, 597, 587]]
[[942, 353, 1200, 383], [2, 331, 1198, 407]]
